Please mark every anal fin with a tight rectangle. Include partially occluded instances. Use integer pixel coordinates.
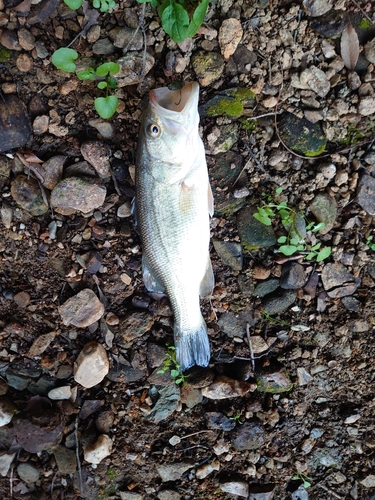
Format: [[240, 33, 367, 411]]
[[142, 254, 165, 293], [200, 255, 214, 298]]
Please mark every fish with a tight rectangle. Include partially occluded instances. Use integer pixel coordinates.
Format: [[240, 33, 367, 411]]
[[135, 82, 214, 372]]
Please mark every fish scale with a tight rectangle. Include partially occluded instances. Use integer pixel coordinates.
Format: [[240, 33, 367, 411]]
[[135, 82, 214, 371]]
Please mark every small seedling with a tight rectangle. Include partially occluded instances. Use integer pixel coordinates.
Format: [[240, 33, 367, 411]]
[[157, 344, 186, 385], [51, 48, 120, 119], [366, 235, 375, 251], [254, 188, 331, 262], [292, 471, 312, 489], [262, 311, 291, 327], [136, 0, 210, 43], [64, 0, 116, 12], [229, 413, 243, 424]]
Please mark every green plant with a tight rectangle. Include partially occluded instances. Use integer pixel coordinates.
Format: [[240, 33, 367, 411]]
[[254, 188, 332, 262], [292, 471, 312, 488], [262, 311, 291, 327], [51, 48, 120, 119], [366, 235, 375, 251], [136, 0, 210, 43], [229, 413, 243, 424], [157, 344, 186, 384], [64, 0, 116, 12]]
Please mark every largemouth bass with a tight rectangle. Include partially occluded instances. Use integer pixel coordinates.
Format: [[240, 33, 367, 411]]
[[135, 82, 214, 371]]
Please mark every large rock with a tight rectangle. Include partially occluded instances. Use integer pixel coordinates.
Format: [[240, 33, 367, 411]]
[[74, 341, 109, 389], [51, 177, 106, 215], [59, 289, 104, 328], [0, 95, 31, 152]]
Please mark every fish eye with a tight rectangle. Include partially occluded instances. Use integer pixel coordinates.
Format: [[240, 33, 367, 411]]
[[148, 123, 161, 138]]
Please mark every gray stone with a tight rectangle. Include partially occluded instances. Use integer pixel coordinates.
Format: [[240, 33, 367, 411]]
[[278, 112, 327, 157], [231, 422, 267, 451], [357, 174, 375, 215], [59, 289, 105, 328], [358, 96, 375, 116], [217, 310, 254, 339], [156, 462, 192, 482], [0, 156, 12, 190], [280, 262, 306, 289], [109, 26, 143, 50], [210, 151, 245, 216], [321, 262, 360, 298], [220, 481, 249, 498], [54, 445, 77, 474], [17, 462, 40, 484], [300, 66, 330, 97], [303, 0, 333, 16], [81, 141, 111, 179], [157, 490, 181, 500], [341, 296, 360, 312], [92, 38, 115, 55], [147, 383, 180, 423], [202, 375, 256, 399], [365, 38, 375, 64], [51, 177, 106, 215], [263, 290, 297, 315], [41, 155, 66, 189], [256, 370, 293, 393], [253, 279, 279, 297], [237, 205, 276, 250], [291, 485, 309, 500], [118, 311, 155, 344], [204, 412, 236, 431], [10, 175, 48, 216], [88, 119, 114, 139], [115, 53, 155, 87], [210, 123, 239, 154], [192, 51, 225, 87], [218, 18, 243, 59], [310, 193, 337, 234]]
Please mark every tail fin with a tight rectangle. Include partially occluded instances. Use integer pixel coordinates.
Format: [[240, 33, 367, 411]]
[[174, 319, 210, 372]]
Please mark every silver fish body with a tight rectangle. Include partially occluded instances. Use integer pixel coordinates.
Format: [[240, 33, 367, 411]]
[[135, 82, 214, 371]]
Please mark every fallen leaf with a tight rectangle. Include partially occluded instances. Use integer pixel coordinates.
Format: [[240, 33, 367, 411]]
[[341, 23, 359, 70]]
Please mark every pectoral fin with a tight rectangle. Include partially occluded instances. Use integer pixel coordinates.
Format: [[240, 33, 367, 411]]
[[208, 182, 214, 217], [142, 254, 164, 293], [200, 255, 214, 297]]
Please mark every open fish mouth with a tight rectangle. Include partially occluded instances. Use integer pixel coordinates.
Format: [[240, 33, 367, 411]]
[[150, 82, 199, 115]]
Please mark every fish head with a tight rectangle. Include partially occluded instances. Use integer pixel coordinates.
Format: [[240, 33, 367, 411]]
[[139, 82, 201, 184]]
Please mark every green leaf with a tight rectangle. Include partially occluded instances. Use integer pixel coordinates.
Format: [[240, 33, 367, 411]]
[[97, 81, 107, 89], [93, 0, 100, 7], [279, 245, 298, 256], [278, 201, 288, 208], [94, 95, 119, 119], [187, 0, 210, 38], [107, 76, 117, 89], [316, 246, 331, 262], [253, 212, 271, 226], [290, 237, 299, 246], [77, 67, 96, 80], [64, 0, 83, 9], [275, 187, 283, 194], [310, 243, 321, 251], [161, 3, 189, 43], [156, 368, 166, 374], [263, 207, 276, 217], [96, 62, 120, 76], [296, 245, 305, 251], [170, 369, 179, 378], [305, 252, 315, 260], [51, 47, 78, 72], [312, 222, 325, 232], [278, 236, 287, 244]]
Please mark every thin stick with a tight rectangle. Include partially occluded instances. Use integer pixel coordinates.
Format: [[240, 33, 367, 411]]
[[351, 0, 373, 25], [246, 323, 255, 372], [10, 464, 13, 499], [316, 483, 343, 500], [180, 430, 214, 441], [75, 416, 84, 497]]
